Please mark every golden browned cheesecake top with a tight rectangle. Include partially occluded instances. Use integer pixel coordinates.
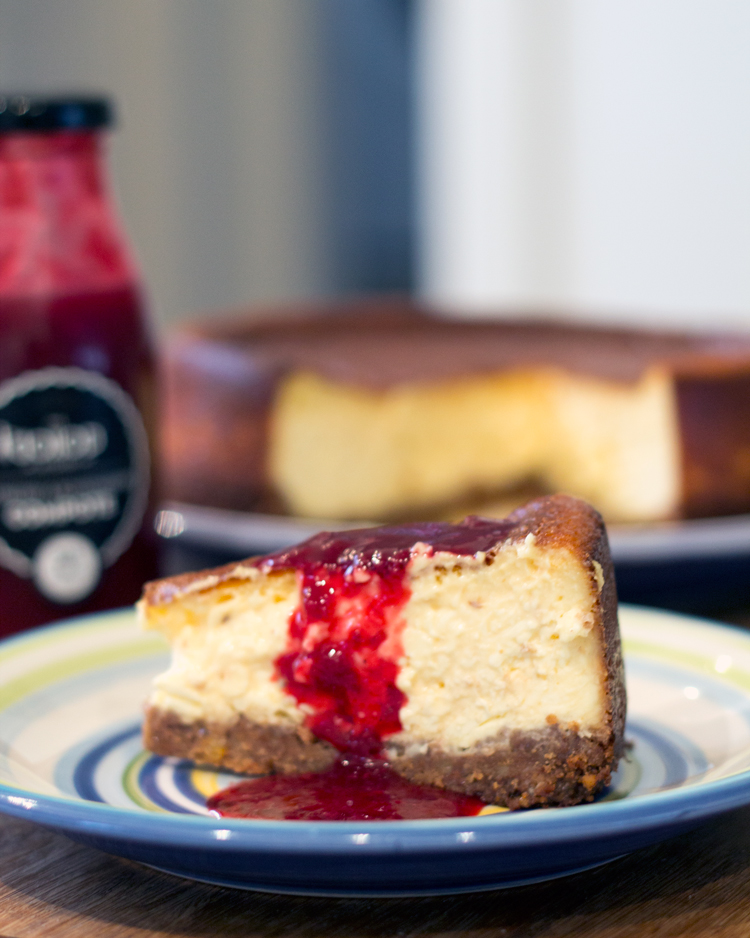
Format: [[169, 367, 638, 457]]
[[177, 299, 750, 388], [142, 494, 608, 608]]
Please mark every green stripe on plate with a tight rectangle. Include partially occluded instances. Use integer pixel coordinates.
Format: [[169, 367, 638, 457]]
[[0, 635, 168, 714], [0, 610, 138, 666], [123, 750, 166, 813], [622, 637, 750, 691]]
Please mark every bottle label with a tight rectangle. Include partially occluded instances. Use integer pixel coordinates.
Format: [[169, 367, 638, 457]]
[[0, 368, 150, 604]]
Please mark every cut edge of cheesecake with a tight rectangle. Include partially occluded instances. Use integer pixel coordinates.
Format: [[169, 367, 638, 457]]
[[139, 494, 625, 809], [268, 364, 681, 523], [162, 303, 750, 524]]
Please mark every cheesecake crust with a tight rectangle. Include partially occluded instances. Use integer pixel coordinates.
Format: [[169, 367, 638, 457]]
[[143, 706, 337, 776], [389, 724, 616, 808], [144, 706, 615, 808]]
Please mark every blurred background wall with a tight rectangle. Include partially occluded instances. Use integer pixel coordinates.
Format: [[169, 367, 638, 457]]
[[2, 1, 750, 331], [0, 0, 414, 326], [417, 0, 750, 329]]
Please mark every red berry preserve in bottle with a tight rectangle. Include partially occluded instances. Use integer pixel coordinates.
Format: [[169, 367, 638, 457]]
[[0, 96, 156, 634]]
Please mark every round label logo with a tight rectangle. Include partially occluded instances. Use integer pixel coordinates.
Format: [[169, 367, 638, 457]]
[[0, 368, 150, 604]]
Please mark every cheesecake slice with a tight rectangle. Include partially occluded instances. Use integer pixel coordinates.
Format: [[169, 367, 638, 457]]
[[139, 495, 625, 809]]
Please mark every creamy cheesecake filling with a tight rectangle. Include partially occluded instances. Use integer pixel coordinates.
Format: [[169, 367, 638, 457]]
[[146, 568, 302, 727], [390, 539, 604, 755], [143, 526, 605, 757], [546, 366, 680, 522], [268, 366, 680, 523], [269, 370, 550, 520]]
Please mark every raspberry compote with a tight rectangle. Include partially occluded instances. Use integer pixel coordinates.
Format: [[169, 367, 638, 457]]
[[208, 518, 514, 821], [207, 754, 486, 821]]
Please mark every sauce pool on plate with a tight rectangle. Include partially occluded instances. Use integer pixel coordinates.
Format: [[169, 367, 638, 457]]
[[207, 755, 487, 821]]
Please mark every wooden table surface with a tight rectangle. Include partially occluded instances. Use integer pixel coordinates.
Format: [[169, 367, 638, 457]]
[[1, 801, 750, 938]]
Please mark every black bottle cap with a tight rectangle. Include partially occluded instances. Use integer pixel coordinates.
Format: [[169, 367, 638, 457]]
[[0, 96, 112, 132]]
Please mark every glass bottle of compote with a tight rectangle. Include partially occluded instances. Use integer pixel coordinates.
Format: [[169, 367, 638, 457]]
[[0, 95, 157, 634]]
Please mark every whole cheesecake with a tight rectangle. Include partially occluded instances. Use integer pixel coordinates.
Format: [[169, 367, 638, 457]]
[[161, 298, 750, 523], [139, 494, 625, 809]]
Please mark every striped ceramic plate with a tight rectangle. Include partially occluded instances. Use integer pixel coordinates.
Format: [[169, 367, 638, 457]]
[[0, 605, 749, 895]]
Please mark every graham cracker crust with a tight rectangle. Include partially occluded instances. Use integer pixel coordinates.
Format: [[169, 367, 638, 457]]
[[144, 707, 617, 808], [388, 724, 619, 808], [143, 707, 337, 776]]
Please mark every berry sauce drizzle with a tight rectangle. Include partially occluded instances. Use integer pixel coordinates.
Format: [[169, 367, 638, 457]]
[[207, 754, 486, 821], [273, 561, 408, 756], [209, 517, 513, 821], [264, 517, 513, 755]]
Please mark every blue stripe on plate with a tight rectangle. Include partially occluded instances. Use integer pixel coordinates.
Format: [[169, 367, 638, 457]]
[[137, 757, 197, 814], [72, 725, 142, 803]]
